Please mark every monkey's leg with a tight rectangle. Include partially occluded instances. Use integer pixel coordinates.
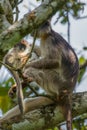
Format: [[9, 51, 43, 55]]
[[23, 67, 44, 85], [63, 94, 72, 130]]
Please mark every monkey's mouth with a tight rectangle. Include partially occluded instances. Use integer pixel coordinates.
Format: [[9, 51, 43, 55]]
[[18, 47, 30, 57]]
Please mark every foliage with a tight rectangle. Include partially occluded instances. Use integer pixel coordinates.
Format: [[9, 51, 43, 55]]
[[72, 115, 87, 130], [0, 78, 15, 113], [56, 1, 85, 24], [78, 56, 87, 83]]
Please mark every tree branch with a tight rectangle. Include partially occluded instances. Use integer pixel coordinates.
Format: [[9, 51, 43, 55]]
[[76, 15, 87, 20], [0, 92, 87, 130], [0, 0, 61, 53]]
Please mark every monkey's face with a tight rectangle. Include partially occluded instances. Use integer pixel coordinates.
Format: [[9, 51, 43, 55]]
[[4, 40, 32, 70], [37, 20, 51, 38]]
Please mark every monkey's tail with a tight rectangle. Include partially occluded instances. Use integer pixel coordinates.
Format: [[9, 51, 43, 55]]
[[11, 71, 24, 114], [60, 94, 72, 130]]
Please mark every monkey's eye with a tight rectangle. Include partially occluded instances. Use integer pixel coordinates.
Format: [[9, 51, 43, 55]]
[[15, 43, 26, 52], [19, 44, 26, 51], [41, 21, 50, 29], [42, 21, 50, 27]]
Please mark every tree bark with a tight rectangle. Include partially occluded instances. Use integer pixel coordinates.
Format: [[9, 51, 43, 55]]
[[0, 0, 13, 24], [0, 92, 87, 130]]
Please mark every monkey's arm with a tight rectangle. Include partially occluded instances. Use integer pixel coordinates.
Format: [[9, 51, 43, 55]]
[[25, 58, 59, 69]]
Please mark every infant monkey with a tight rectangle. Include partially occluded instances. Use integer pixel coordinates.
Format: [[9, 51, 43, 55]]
[[5, 21, 79, 130], [3, 40, 35, 114], [4, 40, 41, 114]]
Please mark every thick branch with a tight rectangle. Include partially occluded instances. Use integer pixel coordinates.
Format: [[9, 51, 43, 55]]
[[0, 92, 87, 130], [0, 0, 61, 52]]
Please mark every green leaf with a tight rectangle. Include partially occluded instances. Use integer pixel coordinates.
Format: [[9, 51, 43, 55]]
[[60, 17, 68, 24], [0, 78, 15, 114], [54, 127, 58, 130], [78, 68, 86, 83], [0, 95, 15, 113], [0, 87, 9, 96]]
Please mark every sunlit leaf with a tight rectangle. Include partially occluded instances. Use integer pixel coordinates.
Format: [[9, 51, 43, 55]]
[[79, 56, 86, 65], [78, 57, 86, 83], [54, 127, 58, 130]]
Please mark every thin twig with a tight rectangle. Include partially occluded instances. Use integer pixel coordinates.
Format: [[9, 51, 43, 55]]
[[18, 0, 23, 4], [76, 15, 87, 20], [29, 30, 37, 57], [14, 6, 19, 22], [27, 84, 39, 96], [54, 15, 61, 25], [19, 30, 37, 71]]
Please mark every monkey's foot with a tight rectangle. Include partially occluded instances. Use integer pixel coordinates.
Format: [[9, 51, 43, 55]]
[[8, 84, 16, 98], [22, 73, 34, 83]]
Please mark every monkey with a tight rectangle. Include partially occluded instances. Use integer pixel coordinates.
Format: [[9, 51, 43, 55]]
[[3, 40, 34, 114], [3, 21, 79, 130], [21, 21, 79, 130]]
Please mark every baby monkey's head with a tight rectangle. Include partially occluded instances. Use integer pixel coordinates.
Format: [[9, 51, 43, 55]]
[[4, 40, 32, 70]]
